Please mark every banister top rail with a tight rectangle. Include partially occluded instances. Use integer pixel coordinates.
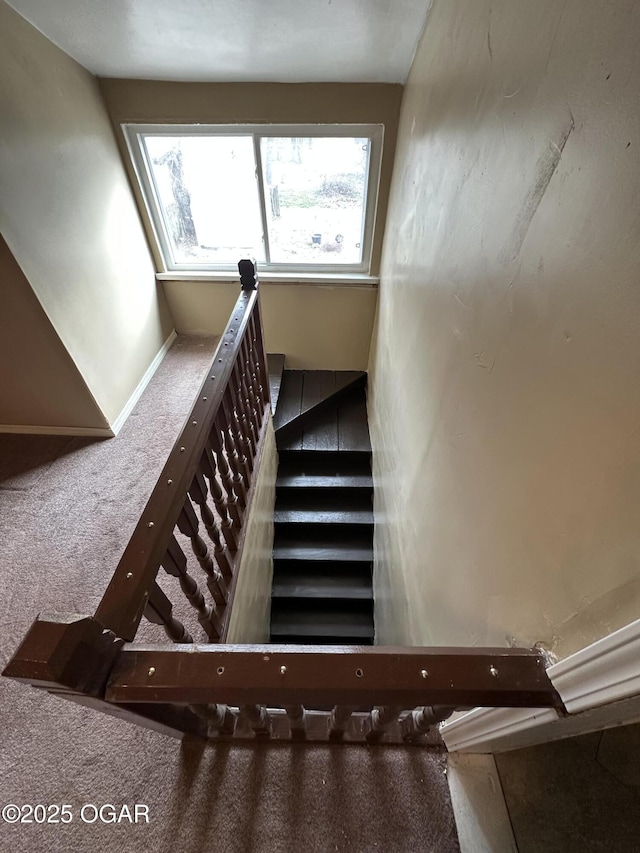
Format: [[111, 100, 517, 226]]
[[95, 264, 264, 641], [105, 644, 563, 710]]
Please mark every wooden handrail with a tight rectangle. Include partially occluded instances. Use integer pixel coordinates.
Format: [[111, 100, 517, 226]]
[[94, 263, 269, 641], [106, 644, 559, 709], [3, 613, 563, 744]]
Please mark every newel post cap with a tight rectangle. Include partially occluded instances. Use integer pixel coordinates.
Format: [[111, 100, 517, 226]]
[[2, 613, 123, 696]]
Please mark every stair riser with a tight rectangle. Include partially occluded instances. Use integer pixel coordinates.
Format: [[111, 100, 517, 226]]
[[277, 450, 372, 475], [270, 636, 374, 646], [276, 490, 373, 512]]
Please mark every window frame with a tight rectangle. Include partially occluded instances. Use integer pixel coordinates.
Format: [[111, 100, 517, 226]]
[[122, 122, 384, 277]]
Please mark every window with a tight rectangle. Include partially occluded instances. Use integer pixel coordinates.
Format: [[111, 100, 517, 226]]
[[123, 124, 383, 276]]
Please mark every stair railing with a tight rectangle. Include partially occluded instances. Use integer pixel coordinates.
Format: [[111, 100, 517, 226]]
[[3, 260, 564, 744]]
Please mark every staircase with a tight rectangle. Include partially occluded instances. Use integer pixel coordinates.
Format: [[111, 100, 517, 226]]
[[269, 364, 374, 645]]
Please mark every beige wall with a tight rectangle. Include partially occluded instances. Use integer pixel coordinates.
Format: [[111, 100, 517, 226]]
[[369, 0, 640, 659], [0, 236, 107, 430], [226, 417, 277, 643], [163, 280, 377, 369], [0, 4, 174, 431]]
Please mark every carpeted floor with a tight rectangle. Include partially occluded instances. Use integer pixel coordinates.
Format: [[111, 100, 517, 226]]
[[0, 336, 460, 853]]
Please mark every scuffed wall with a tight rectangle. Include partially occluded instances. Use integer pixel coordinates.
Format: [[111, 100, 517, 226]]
[[369, 0, 640, 658], [0, 4, 174, 431], [226, 417, 277, 642]]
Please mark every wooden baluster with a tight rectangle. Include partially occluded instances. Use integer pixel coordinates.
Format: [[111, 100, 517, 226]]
[[230, 363, 256, 470], [239, 334, 261, 446], [284, 705, 307, 739], [232, 344, 257, 456], [204, 439, 242, 527], [196, 454, 238, 552], [177, 496, 216, 576], [188, 703, 236, 736], [249, 308, 270, 405], [241, 704, 271, 737], [245, 322, 266, 430], [328, 705, 358, 740], [222, 390, 251, 488], [192, 481, 233, 582], [223, 419, 251, 492], [144, 582, 193, 643], [162, 535, 221, 641], [364, 706, 403, 743], [400, 706, 456, 742], [178, 495, 230, 605], [211, 420, 246, 509]]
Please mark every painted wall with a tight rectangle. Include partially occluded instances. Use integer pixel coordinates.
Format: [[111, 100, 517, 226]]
[[369, 0, 640, 659], [0, 4, 174, 431], [0, 236, 107, 431], [226, 417, 277, 643], [163, 280, 377, 370]]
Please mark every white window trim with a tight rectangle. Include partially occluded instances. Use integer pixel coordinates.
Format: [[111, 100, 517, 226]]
[[122, 122, 384, 277]]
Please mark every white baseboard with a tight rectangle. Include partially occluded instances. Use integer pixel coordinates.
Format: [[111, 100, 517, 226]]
[[447, 754, 517, 853], [549, 617, 640, 713], [0, 423, 114, 437], [109, 330, 177, 436], [0, 331, 177, 439], [442, 617, 640, 753], [441, 706, 560, 753]]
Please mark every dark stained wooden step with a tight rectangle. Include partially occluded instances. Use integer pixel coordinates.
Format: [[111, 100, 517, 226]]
[[274, 508, 373, 525], [273, 538, 374, 563], [270, 366, 375, 647], [267, 353, 285, 414], [274, 370, 366, 447], [276, 489, 372, 512], [270, 635, 374, 646], [276, 472, 373, 490], [270, 607, 374, 641], [277, 450, 371, 476], [275, 523, 372, 544], [272, 558, 372, 576], [337, 387, 371, 452], [272, 565, 373, 600]]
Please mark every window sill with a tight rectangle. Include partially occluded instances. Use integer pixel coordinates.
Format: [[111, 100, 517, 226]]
[[156, 271, 379, 287]]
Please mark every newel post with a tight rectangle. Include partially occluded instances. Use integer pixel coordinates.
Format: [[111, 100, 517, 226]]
[[2, 613, 209, 740], [238, 258, 258, 291], [2, 613, 123, 696]]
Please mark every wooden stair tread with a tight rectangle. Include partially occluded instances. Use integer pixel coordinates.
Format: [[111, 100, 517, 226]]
[[274, 508, 373, 525], [273, 541, 374, 562], [272, 570, 373, 600], [270, 609, 374, 638], [276, 473, 373, 489], [274, 370, 367, 448], [267, 353, 286, 414]]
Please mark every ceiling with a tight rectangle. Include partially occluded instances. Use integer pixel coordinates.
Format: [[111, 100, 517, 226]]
[[6, 0, 432, 83]]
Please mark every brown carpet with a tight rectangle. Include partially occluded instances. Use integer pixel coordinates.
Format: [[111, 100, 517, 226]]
[[0, 336, 460, 853]]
